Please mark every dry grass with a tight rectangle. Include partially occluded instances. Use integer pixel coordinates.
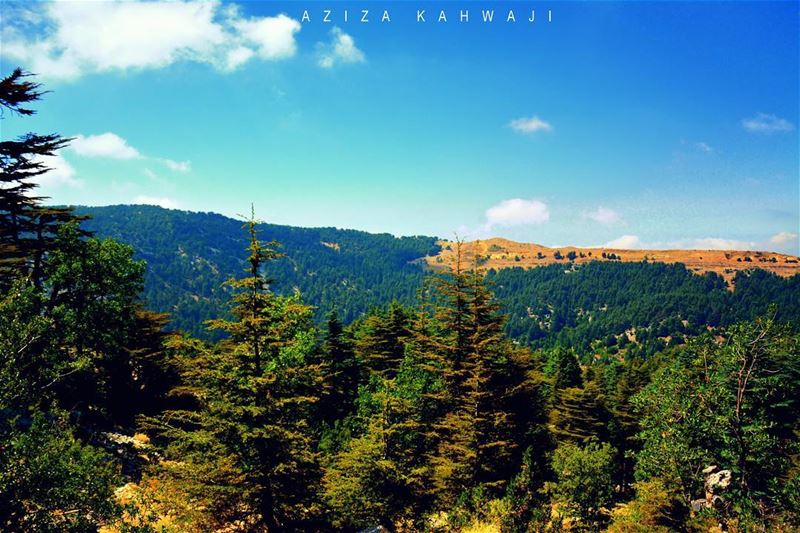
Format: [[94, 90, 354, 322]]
[[425, 237, 800, 286]]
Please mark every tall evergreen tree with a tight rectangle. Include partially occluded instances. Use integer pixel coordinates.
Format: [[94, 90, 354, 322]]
[[0, 69, 181, 532], [428, 246, 527, 504], [354, 300, 413, 379], [148, 211, 326, 530], [0, 68, 82, 288], [546, 346, 583, 391], [549, 379, 610, 445], [318, 309, 359, 423]]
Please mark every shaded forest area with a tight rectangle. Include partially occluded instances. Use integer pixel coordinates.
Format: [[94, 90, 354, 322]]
[[2, 70, 799, 533]]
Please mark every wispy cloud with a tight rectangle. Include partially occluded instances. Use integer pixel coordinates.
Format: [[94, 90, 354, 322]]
[[32, 153, 82, 188], [68, 133, 190, 177], [694, 141, 713, 153], [163, 159, 191, 173], [769, 231, 798, 247], [603, 235, 641, 249], [485, 198, 550, 230], [583, 206, 620, 225], [509, 116, 552, 134], [742, 113, 794, 134], [317, 27, 365, 68], [689, 237, 756, 250], [600, 235, 782, 252], [0, 1, 301, 80], [133, 195, 180, 209], [71, 132, 141, 159]]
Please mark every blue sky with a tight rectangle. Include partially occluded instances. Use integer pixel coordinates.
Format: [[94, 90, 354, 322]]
[[1, 1, 798, 253]]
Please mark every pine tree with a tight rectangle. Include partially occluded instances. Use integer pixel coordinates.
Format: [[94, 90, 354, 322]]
[[318, 309, 359, 423], [463, 267, 518, 490], [323, 380, 426, 530], [354, 300, 413, 379], [0, 72, 157, 527], [549, 378, 610, 444], [427, 245, 527, 504], [0, 68, 83, 288], [148, 210, 326, 530], [323, 289, 444, 529], [546, 346, 583, 390], [607, 359, 651, 491]]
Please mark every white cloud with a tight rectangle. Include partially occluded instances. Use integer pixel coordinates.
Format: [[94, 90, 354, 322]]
[[224, 45, 255, 70], [67, 133, 191, 180], [485, 198, 550, 229], [32, 153, 82, 188], [604, 236, 756, 251], [583, 206, 620, 225], [317, 27, 365, 68], [71, 133, 141, 159], [604, 235, 641, 249], [0, 1, 301, 80], [133, 195, 180, 209], [509, 116, 552, 134], [598, 234, 797, 253], [769, 231, 798, 247], [689, 237, 755, 250], [694, 141, 713, 153], [742, 113, 794, 134], [234, 14, 300, 61], [163, 159, 191, 173]]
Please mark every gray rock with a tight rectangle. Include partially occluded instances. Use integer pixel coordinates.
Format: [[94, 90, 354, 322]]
[[691, 498, 707, 512]]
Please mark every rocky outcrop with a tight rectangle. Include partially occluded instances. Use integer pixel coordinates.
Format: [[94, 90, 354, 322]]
[[690, 465, 732, 512]]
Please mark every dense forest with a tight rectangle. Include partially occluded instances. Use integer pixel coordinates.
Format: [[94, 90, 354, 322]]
[[491, 263, 800, 355], [77, 205, 440, 339], [2, 70, 800, 533], [80, 206, 800, 352]]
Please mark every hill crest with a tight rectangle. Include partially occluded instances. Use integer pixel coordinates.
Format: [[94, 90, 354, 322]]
[[425, 237, 800, 284]]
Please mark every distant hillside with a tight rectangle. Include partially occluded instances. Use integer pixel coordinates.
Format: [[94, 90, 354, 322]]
[[77, 206, 800, 349], [77, 205, 440, 339], [426, 237, 800, 284], [488, 262, 800, 356]]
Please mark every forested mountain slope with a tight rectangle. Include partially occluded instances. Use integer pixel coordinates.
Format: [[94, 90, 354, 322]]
[[489, 262, 800, 355], [77, 205, 800, 348], [77, 205, 439, 338]]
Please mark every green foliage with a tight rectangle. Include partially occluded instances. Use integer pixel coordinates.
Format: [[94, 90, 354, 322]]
[[426, 262, 532, 505], [78, 204, 440, 339], [546, 347, 582, 390], [323, 383, 426, 529], [0, 71, 166, 532], [0, 226, 158, 530], [147, 214, 327, 530], [318, 310, 360, 424], [606, 478, 685, 532], [0, 222, 148, 419], [353, 300, 413, 379], [547, 440, 617, 529], [633, 313, 800, 525], [493, 262, 800, 352], [549, 380, 610, 445], [79, 206, 800, 352], [0, 413, 120, 532]]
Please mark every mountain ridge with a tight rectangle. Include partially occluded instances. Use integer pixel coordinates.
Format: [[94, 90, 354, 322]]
[[73, 205, 800, 349], [426, 236, 800, 284]]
